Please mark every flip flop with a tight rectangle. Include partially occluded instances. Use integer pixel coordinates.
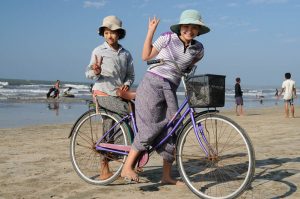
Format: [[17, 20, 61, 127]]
[[123, 174, 140, 183], [123, 174, 139, 184]]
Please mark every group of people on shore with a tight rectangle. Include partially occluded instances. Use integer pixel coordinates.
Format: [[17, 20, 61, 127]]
[[46, 80, 74, 99], [234, 73, 297, 118]]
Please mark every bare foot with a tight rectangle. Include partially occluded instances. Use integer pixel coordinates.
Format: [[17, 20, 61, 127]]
[[100, 171, 113, 180], [121, 169, 139, 182], [135, 167, 143, 173], [161, 178, 185, 186], [100, 161, 113, 180]]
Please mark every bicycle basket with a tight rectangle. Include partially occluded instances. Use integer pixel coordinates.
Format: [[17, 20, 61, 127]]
[[185, 74, 226, 108]]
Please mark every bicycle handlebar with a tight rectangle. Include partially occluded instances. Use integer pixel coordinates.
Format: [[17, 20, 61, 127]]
[[146, 59, 163, 65]]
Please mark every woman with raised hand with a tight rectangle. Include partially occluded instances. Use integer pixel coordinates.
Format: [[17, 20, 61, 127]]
[[121, 9, 210, 185]]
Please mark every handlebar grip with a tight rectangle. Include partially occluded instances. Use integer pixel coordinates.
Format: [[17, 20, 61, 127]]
[[147, 59, 162, 65]]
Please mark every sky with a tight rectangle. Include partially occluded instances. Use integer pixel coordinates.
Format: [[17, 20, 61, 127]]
[[0, 0, 299, 87]]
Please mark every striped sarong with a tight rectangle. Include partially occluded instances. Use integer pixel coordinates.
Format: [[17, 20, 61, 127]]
[[133, 72, 179, 163]]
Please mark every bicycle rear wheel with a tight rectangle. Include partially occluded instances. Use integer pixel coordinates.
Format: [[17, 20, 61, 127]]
[[176, 114, 255, 199], [70, 109, 132, 185]]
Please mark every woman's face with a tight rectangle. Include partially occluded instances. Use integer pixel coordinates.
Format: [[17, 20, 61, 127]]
[[179, 24, 200, 43], [103, 28, 119, 45]]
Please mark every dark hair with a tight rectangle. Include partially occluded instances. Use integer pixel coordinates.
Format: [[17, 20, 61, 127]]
[[236, 77, 241, 82], [98, 28, 126, 40], [285, 72, 291, 79]]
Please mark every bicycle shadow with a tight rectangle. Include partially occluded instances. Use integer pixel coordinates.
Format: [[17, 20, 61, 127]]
[[138, 153, 251, 193], [137, 165, 182, 192], [137, 156, 300, 198], [241, 156, 300, 198]]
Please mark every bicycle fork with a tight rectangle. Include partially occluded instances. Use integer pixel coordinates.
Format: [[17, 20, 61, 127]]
[[190, 111, 218, 159]]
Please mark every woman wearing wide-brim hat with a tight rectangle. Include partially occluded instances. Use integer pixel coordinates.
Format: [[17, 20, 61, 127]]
[[85, 15, 135, 180], [121, 9, 210, 184]]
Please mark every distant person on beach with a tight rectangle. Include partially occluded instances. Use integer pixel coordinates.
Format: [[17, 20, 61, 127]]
[[62, 87, 74, 98], [85, 15, 135, 180], [275, 88, 279, 97], [89, 84, 93, 93], [277, 72, 297, 118], [121, 9, 210, 185], [46, 80, 60, 99], [275, 88, 279, 105], [63, 87, 71, 94], [235, 77, 244, 116]]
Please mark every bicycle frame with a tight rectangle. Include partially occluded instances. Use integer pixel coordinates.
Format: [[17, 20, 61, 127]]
[[95, 96, 217, 159], [70, 57, 255, 198], [95, 62, 219, 160]]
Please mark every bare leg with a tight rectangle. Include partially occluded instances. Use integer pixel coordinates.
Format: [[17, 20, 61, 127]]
[[285, 102, 289, 118], [161, 160, 185, 186], [240, 105, 244, 116], [235, 105, 240, 116], [121, 148, 140, 182], [291, 104, 295, 118], [99, 159, 113, 180]]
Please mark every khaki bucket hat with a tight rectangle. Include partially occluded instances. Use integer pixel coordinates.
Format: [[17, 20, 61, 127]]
[[98, 15, 126, 39], [170, 9, 210, 36]]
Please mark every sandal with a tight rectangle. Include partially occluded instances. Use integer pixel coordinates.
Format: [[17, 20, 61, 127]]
[[122, 174, 139, 183]]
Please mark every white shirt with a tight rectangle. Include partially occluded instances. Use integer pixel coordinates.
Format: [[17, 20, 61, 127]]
[[85, 42, 135, 96], [282, 79, 296, 100]]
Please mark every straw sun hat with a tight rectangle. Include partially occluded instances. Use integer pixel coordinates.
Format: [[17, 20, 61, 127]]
[[170, 9, 210, 36], [98, 15, 126, 39]]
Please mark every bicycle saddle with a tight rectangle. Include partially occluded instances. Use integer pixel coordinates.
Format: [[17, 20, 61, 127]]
[[116, 89, 136, 101]]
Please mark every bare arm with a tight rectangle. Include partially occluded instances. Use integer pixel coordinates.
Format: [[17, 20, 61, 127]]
[[277, 88, 284, 99], [142, 17, 160, 61]]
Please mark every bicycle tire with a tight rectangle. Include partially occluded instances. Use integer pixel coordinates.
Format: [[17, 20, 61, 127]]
[[176, 113, 255, 199], [70, 109, 132, 185], [68, 108, 95, 138]]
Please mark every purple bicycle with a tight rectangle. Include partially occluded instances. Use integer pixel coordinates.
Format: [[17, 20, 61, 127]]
[[69, 60, 255, 199]]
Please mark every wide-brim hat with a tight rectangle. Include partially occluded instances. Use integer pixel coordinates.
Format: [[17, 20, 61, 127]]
[[170, 9, 210, 36], [98, 15, 126, 39]]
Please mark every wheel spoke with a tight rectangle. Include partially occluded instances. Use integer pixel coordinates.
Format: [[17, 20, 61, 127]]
[[70, 110, 131, 185], [177, 114, 255, 199]]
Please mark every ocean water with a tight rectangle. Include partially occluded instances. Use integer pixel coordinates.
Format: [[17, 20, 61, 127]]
[[0, 78, 298, 128], [0, 78, 91, 101]]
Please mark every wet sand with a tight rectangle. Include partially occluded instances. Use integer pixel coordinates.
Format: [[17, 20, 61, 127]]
[[0, 106, 299, 199]]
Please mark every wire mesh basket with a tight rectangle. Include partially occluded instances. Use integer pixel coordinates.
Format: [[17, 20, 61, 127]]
[[185, 74, 226, 108]]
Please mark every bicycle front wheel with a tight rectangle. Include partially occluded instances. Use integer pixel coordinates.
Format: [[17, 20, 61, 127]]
[[70, 109, 132, 185], [176, 114, 255, 199]]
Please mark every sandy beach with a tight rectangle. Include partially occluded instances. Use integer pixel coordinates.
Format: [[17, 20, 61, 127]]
[[0, 105, 299, 199]]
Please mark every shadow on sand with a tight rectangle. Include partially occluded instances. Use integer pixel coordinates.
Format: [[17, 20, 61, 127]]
[[125, 156, 300, 199]]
